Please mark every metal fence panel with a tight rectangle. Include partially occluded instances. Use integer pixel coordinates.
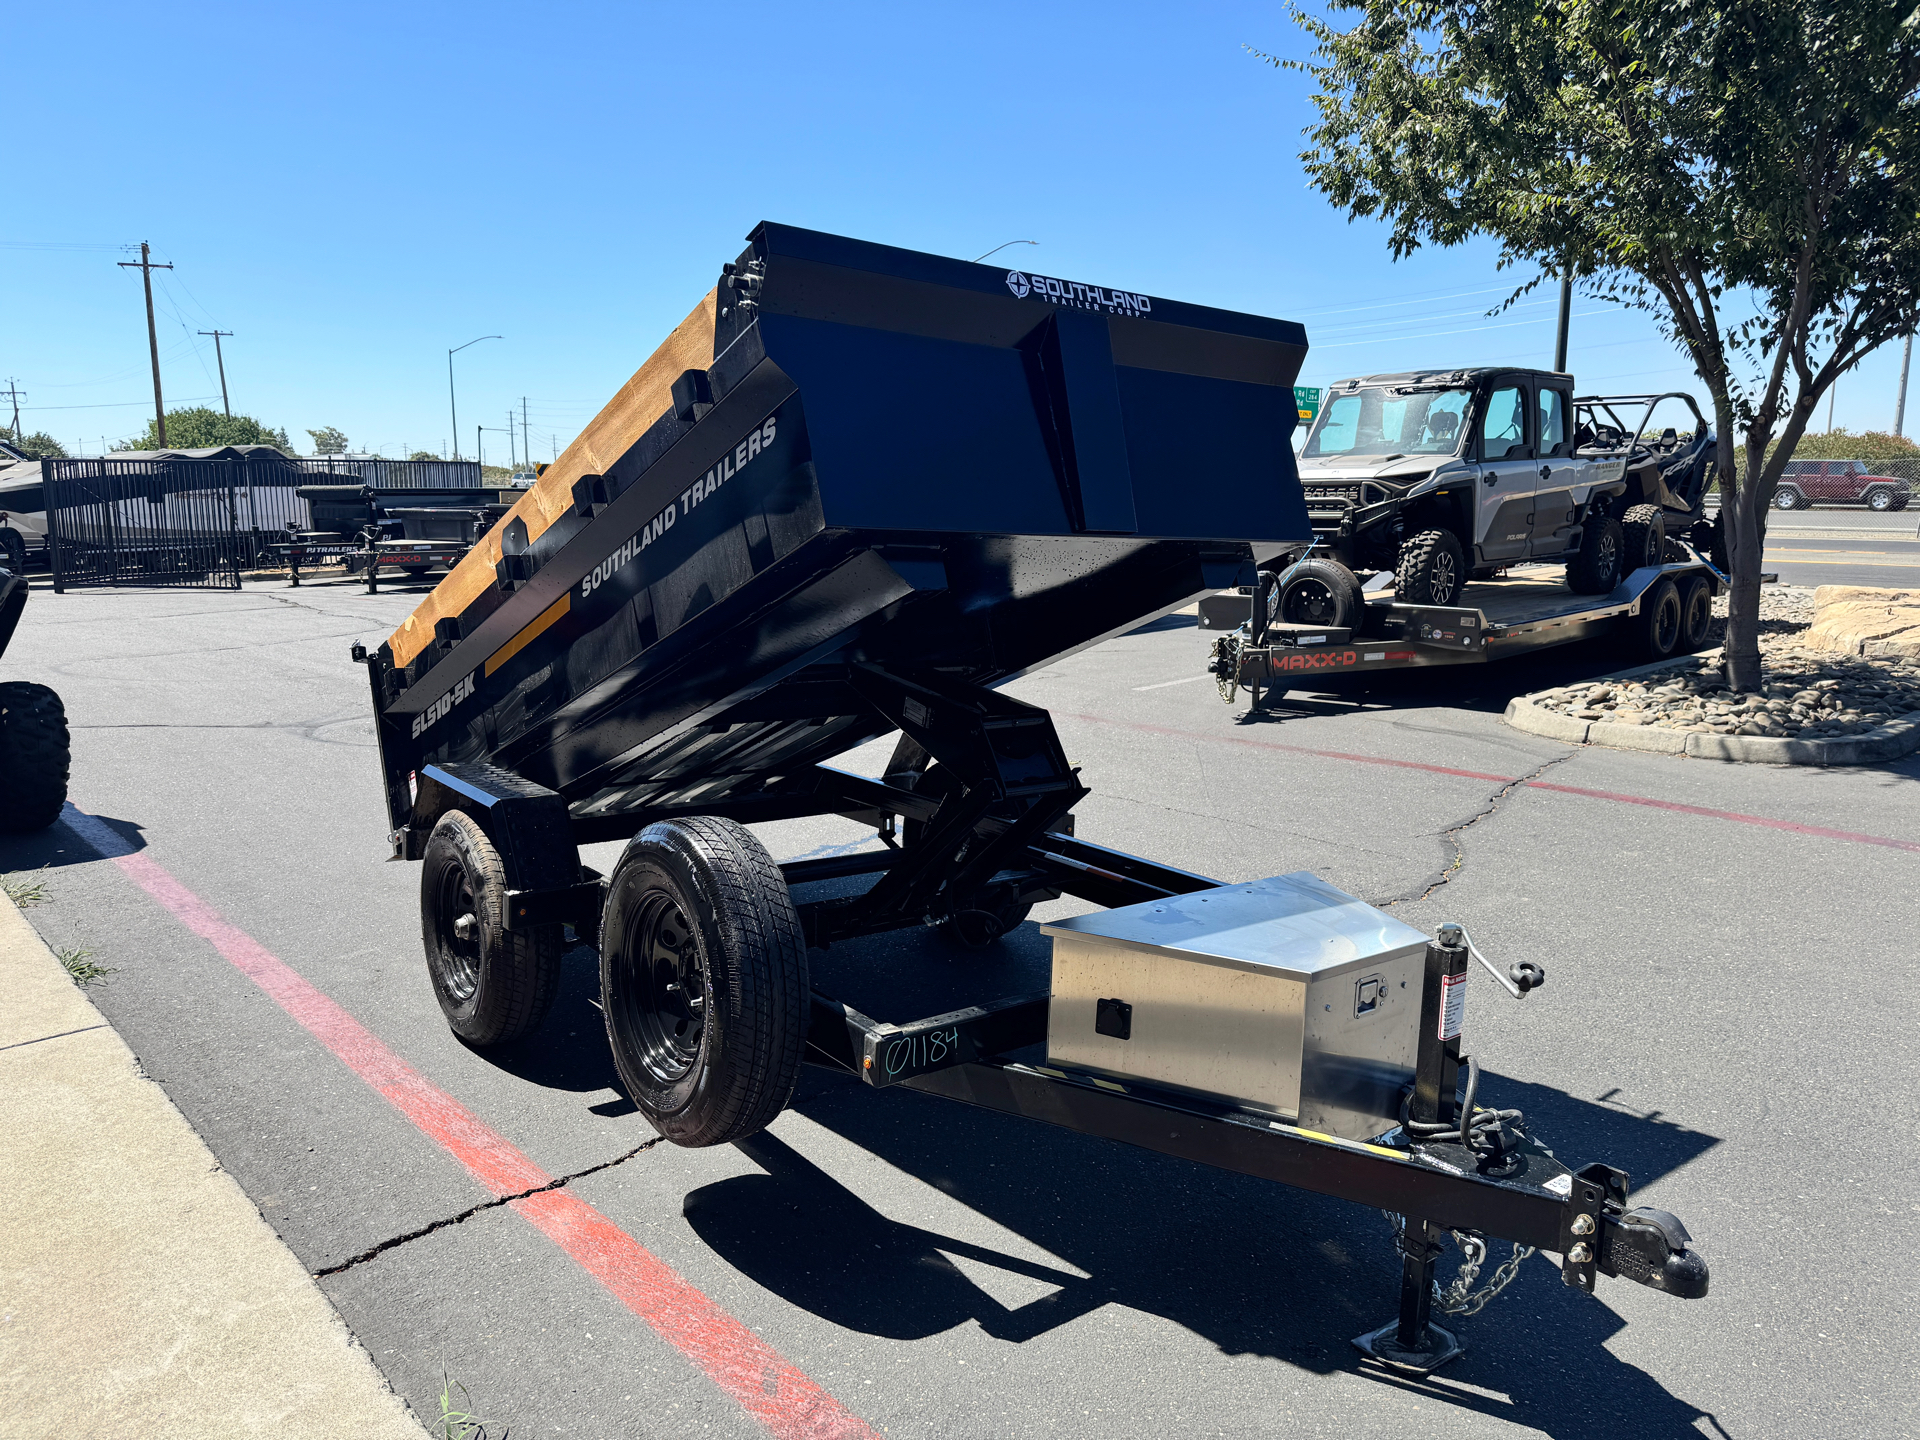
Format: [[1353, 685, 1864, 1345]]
[[44, 457, 488, 590]]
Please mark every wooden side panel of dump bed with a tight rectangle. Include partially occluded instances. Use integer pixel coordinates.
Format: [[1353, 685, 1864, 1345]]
[[386, 289, 717, 669]]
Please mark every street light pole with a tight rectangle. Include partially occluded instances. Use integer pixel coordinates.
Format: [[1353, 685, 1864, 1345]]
[[447, 335, 501, 460]]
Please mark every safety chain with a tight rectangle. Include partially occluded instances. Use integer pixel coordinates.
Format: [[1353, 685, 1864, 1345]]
[[1382, 1212, 1537, 1317]]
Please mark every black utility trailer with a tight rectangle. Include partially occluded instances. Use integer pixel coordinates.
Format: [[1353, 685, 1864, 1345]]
[[355, 224, 1706, 1375], [289, 483, 510, 590]]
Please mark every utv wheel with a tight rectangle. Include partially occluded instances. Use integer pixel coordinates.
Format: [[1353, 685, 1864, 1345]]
[[600, 816, 807, 1147], [1691, 514, 1730, 574], [1274, 557, 1361, 629], [1623, 578, 1682, 661], [1678, 575, 1715, 653], [420, 809, 563, 1046], [1394, 529, 1466, 607], [0, 682, 70, 833], [1567, 516, 1624, 594], [1619, 504, 1666, 573]]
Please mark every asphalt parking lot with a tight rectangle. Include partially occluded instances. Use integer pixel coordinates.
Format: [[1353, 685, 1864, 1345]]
[[3, 573, 1916, 1440]]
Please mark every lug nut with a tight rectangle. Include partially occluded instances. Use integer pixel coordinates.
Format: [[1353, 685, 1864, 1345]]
[[1568, 1241, 1593, 1263], [1571, 1214, 1596, 1236]]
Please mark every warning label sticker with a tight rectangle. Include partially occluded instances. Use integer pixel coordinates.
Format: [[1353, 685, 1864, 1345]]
[[1438, 970, 1467, 1040]]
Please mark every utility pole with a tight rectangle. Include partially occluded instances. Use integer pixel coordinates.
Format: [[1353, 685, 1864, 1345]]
[[521, 397, 531, 468], [119, 242, 174, 447], [476, 424, 484, 470], [1895, 331, 1913, 439], [1, 378, 23, 439], [507, 410, 518, 470], [447, 335, 502, 460], [1553, 270, 1573, 373], [198, 331, 234, 416]]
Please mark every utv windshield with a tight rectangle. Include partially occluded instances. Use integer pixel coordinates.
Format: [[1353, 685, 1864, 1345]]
[[1304, 386, 1472, 459]]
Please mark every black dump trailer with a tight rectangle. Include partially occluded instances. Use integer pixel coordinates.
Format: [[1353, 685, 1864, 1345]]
[[356, 224, 1706, 1375]]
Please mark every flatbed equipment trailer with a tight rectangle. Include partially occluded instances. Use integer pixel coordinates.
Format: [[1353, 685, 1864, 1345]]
[[356, 224, 1707, 1378], [1207, 554, 1725, 707]]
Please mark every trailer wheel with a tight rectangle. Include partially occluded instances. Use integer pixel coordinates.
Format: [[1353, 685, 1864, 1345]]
[[1394, 529, 1465, 607], [0, 682, 70, 833], [1677, 575, 1714, 653], [1620, 504, 1666, 573], [600, 816, 807, 1147], [1566, 516, 1624, 594], [1273, 558, 1361, 630], [420, 810, 563, 1046], [1622, 577, 1682, 661]]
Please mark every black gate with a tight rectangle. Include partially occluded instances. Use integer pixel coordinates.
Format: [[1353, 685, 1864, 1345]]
[[43, 456, 486, 592]]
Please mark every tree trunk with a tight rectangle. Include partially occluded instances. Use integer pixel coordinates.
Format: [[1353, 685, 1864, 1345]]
[[1721, 433, 1772, 692]]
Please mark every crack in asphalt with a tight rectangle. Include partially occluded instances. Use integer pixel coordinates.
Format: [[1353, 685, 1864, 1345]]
[[1378, 751, 1577, 908], [312, 1136, 663, 1278]]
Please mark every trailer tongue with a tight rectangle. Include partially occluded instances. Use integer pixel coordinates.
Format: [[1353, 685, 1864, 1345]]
[[356, 223, 1706, 1375]]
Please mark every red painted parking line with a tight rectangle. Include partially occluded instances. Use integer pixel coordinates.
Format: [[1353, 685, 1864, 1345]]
[[1064, 713, 1918, 852], [59, 805, 876, 1441], [1523, 781, 1920, 851]]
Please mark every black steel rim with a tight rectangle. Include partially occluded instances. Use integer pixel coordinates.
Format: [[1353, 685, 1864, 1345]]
[[1597, 532, 1619, 583], [433, 863, 480, 1003], [1431, 550, 1458, 603], [615, 887, 707, 1084], [1654, 592, 1681, 651], [1281, 578, 1340, 626]]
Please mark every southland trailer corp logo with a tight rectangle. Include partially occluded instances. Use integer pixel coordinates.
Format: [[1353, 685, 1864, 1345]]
[[1005, 270, 1153, 317], [579, 412, 779, 602]]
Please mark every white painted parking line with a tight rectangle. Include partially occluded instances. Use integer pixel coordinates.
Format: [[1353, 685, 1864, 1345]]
[[1132, 674, 1212, 691]]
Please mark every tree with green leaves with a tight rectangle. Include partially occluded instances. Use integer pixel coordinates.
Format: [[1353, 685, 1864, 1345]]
[[1267, 0, 1918, 689], [0, 427, 68, 459], [118, 407, 291, 454], [306, 426, 349, 456], [409, 450, 439, 462]]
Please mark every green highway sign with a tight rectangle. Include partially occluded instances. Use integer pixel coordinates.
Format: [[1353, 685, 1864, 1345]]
[[1294, 386, 1322, 424]]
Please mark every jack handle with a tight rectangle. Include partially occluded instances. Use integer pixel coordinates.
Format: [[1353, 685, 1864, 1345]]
[[1437, 922, 1545, 999]]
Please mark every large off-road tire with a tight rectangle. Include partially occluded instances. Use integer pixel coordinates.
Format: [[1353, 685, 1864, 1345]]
[[1567, 516, 1625, 594], [600, 816, 807, 1147], [420, 809, 564, 1046], [0, 682, 70, 833], [1273, 557, 1361, 629], [1394, 529, 1466, 607], [1619, 504, 1666, 573], [1621, 577, 1682, 662], [1690, 514, 1730, 574], [1677, 574, 1715, 653]]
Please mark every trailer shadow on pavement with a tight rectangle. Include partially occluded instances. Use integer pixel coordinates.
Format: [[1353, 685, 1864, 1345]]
[[686, 1064, 1721, 1438]]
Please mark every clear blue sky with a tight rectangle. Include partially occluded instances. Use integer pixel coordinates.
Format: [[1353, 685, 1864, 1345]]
[[6, 0, 1914, 459]]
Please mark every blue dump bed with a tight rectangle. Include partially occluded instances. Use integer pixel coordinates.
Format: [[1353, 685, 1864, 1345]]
[[364, 223, 1311, 842]]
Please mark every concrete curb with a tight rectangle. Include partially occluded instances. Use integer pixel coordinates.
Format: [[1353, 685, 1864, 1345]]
[[0, 895, 424, 1439], [1503, 658, 1920, 766]]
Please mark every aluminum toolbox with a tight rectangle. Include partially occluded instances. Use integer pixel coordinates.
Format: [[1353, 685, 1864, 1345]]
[[1042, 872, 1431, 1139]]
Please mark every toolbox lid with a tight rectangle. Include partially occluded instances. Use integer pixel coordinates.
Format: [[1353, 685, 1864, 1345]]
[[1041, 871, 1428, 980]]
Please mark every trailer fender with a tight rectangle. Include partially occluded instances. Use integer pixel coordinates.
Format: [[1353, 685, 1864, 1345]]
[[407, 762, 580, 895]]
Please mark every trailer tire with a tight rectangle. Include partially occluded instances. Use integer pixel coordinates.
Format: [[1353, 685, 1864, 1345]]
[[420, 809, 563, 1047], [1619, 504, 1665, 573], [1678, 574, 1715, 653], [600, 816, 807, 1148], [1622, 577, 1682, 662], [1394, 529, 1465, 607], [1273, 558, 1361, 630], [0, 682, 70, 833], [1567, 516, 1624, 594]]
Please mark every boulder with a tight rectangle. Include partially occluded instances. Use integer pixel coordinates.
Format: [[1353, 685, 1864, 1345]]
[[1803, 586, 1920, 660]]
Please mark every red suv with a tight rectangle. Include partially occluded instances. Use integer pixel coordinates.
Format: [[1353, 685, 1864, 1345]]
[[1772, 458, 1912, 511]]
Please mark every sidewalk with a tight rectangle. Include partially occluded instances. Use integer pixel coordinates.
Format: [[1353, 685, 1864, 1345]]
[[0, 895, 422, 1440]]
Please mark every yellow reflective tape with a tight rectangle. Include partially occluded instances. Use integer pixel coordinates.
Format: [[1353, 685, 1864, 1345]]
[[1269, 1121, 1407, 1160], [485, 592, 571, 678]]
